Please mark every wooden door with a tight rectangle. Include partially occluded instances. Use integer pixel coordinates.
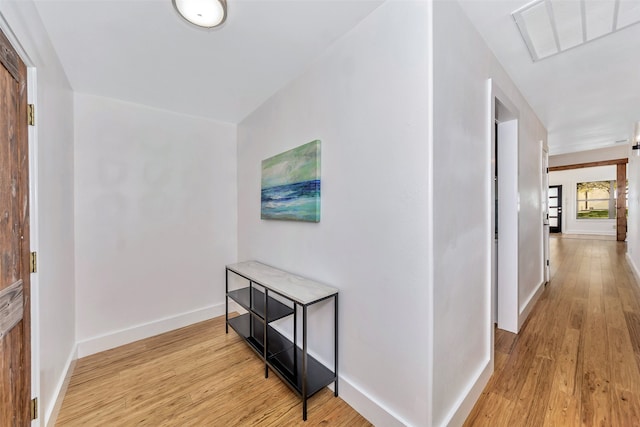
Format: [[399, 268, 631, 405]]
[[548, 185, 562, 233], [0, 27, 31, 426]]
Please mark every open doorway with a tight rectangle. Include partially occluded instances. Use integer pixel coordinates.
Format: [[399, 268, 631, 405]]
[[542, 147, 550, 284], [548, 185, 562, 233]]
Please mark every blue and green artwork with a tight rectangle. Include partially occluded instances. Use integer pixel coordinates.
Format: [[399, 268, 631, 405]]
[[261, 140, 321, 222]]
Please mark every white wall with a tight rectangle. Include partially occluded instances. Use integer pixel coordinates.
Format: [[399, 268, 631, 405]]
[[432, 2, 547, 425], [549, 166, 618, 236], [74, 93, 237, 356], [0, 1, 76, 425], [627, 146, 640, 278], [237, 2, 431, 426]]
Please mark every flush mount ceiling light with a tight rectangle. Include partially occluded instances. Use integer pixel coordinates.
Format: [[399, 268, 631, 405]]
[[512, 0, 640, 62], [173, 0, 227, 28]]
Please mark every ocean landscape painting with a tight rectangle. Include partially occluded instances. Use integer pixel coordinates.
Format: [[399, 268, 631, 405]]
[[261, 140, 321, 222]]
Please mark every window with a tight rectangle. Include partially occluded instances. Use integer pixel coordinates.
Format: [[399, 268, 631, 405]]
[[576, 180, 616, 219]]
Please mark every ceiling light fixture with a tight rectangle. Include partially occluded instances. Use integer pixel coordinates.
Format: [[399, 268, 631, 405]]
[[173, 0, 227, 29]]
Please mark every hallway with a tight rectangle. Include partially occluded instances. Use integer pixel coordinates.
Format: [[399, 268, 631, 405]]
[[465, 235, 640, 426]]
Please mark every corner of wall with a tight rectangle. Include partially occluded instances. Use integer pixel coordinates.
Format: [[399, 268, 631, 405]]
[[441, 360, 493, 427], [338, 377, 411, 427], [519, 279, 546, 330], [45, 344, 77, 427]]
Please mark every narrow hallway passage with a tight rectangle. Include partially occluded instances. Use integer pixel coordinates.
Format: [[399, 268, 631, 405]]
[[465, 235, 640, 426]]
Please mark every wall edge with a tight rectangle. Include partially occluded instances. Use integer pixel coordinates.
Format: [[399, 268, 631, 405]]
[[45, 344, 77, 427]]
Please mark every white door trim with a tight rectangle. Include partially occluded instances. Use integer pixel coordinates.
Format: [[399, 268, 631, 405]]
[[27, 66, 40, 427], [0, 12, 41, 427]]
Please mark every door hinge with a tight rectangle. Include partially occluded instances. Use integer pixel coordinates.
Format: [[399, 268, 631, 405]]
[[30, 252, 37, 273], [546, 167, 549, 173], [546, 260, 550, 266], [27, 104, 35, 126], [30, 397, 38, 420]]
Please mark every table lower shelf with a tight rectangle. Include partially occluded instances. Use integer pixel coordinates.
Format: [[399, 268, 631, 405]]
[[227, 287, 293, 322], [228, 313, 336, 398]]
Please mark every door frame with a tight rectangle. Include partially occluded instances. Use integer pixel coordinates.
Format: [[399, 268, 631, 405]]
[[27, 66, 40, 427], [0, 14, 40, 427], [489, 80, 520, 335], [542, 145, 550, 283], [496, 116, 519, 333]]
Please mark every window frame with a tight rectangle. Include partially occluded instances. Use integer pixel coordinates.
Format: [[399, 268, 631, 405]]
[[576, 180, 616, 220]]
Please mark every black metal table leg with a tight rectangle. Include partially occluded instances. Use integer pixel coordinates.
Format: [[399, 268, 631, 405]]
[[334, 293, 339, 397], [294, 302, 298, 378], [264, 288, 269, 378], [225, 269, 229, 334], [302, 304, 308, 421]]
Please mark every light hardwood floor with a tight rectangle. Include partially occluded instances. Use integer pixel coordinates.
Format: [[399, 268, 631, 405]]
[[55, 316, 371, 426], [58, 235, 640, 426], [465, 235, 640, 426]]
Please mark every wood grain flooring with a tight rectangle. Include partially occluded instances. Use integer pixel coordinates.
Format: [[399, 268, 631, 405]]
[[57, 235, 640, 426], [55, 316, 370, 426], [465, 235, 640, 426]]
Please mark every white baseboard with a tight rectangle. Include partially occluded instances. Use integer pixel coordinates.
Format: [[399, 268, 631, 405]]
[[519, 280, 545, 329], [563, 230, 616, 236], [441, 358, 493, 426], [337, 375, 410, 427], [626, 253, 640, 284], [45, 344, 77, 427], [77, 303, 225, 358]]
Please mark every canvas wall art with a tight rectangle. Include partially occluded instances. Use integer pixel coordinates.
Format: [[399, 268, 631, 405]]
[[261, 140, 321, 222]]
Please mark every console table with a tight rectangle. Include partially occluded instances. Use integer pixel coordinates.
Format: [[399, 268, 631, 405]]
[[225, 261, 339, 421]]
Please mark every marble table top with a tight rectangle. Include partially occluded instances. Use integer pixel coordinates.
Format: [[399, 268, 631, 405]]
[[226, 261, 338, 305]]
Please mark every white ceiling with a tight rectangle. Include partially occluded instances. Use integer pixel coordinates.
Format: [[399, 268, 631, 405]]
[[33, 0, 384, 124], [459, 0, 640, 155], [33, 0, 640, 155]]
